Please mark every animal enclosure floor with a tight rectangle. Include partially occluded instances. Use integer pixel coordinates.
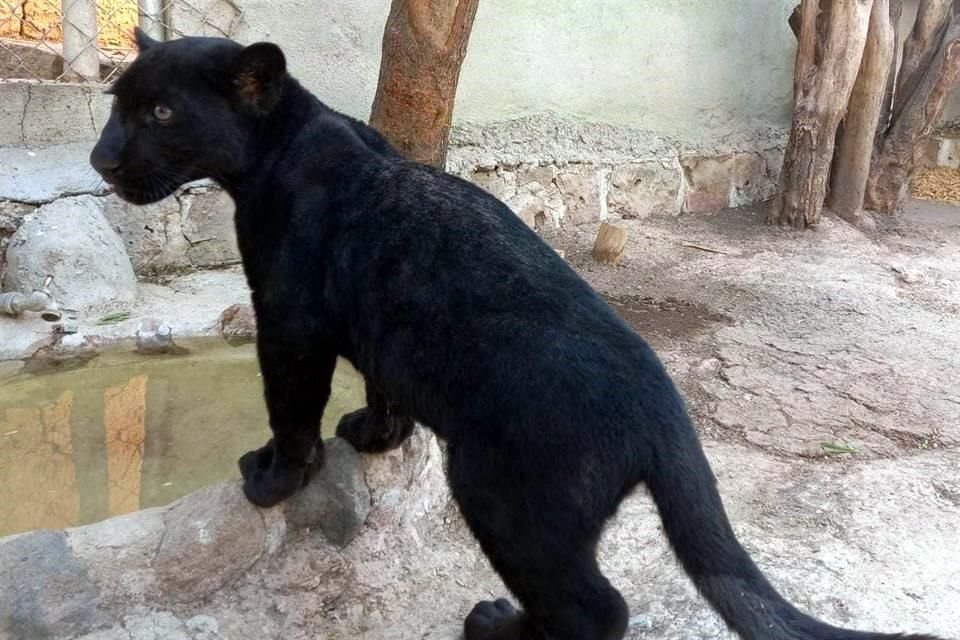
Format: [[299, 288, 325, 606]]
[[50, 201, 960, 640]]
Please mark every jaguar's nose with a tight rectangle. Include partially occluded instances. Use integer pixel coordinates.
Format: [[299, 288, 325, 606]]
[[90, 146, 122, 179]]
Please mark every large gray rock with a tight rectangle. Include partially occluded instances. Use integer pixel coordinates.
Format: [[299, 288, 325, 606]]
[[2, 195, 136, 312], [155, 483, 266, 602], [283, 437, 371, 547], [0, 530, 100, 639], [67, 509, 165, 610]]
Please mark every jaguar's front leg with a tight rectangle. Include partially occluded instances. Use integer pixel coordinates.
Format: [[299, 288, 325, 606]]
[[239, 328, 336, 508], [336, 378, 414, 453]]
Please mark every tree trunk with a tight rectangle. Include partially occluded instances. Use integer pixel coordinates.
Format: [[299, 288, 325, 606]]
[[369, 0, 480, 168], [792, 0, 820, 100], [875, 0, 903, 152], [828, 0, 896, 220], [768, 0, 873, 228], [894, 0, 951, 119], [867, 17, 960, 214]]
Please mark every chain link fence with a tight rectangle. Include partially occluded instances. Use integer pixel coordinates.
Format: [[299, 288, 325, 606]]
[[0, 0, 242, 83]]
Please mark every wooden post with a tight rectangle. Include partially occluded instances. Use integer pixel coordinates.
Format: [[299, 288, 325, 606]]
[[61, 0, 100, 81], [592, 222, 628, 265], [828, 0, 895, 220], [767, 0, 873, 228], [369, 0, 480, 168]]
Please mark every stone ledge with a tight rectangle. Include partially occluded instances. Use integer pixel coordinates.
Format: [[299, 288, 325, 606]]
[[0, 431, 444, 640]]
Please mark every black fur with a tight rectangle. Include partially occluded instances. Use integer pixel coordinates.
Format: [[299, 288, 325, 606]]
[[90, 31, 948, 640]]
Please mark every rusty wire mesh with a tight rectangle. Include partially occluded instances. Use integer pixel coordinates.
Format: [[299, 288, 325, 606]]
[[0, 0, 242, 84]]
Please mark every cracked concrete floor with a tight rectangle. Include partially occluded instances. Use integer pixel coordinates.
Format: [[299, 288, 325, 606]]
[[68, 201, 960, 639]]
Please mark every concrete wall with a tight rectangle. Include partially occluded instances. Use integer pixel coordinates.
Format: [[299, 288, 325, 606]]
[[0, 0, 797, 249], [235, 0, 797, 144]]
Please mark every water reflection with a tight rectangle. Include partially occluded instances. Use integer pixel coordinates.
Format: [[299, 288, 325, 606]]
[[0, 341, 365, 536]]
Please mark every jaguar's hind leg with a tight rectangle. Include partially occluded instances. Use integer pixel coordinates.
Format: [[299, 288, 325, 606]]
[[448, 438, 629, 640]]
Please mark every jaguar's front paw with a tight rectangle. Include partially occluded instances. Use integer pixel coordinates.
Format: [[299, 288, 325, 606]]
[[238, 439, 316, 508]]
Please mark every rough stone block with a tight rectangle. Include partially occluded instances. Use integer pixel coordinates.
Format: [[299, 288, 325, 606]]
[[3, 195, 137, 312], [0, 530, 100, 639], [21, 84, 110, 146], [0, 82, 29, 145], [681, 152, 775, 213], [556, 166, 603, 225], [607, 161, 681, 218], [180, 188, 240, 268], [505, 191, 545, 229], [283, 437, 371, 547], [100, 194, 190, 275], [0, 143, 108, 203], [155, 483, 266, 602], [470, 168, 517, 203]]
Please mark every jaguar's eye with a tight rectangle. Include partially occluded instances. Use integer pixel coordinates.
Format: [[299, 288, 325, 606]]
[[153, 104, 173, 122]]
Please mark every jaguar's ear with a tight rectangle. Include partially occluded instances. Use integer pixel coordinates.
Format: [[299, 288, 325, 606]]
[[232, 42, 286, 115], [134, 27, 158, 52]]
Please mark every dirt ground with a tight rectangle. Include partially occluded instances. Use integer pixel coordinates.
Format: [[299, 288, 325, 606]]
[[69, 200, 960, 640]]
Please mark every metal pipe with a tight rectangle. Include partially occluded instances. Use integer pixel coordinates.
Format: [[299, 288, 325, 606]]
[[137, 0, 166, 41], [0, 275, 62, 323], [61, 0, 101, 81]]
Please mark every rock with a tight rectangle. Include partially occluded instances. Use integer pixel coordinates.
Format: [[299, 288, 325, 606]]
[[362, 428, 449, 529], [2, 195, 136, 312], [66, 508, 165, 610], [0, 201, 35, 280], [121, 611, 189, 640], [556, 166, 603, 225], [283, 438, 371, 547], [0, 530, 100, 639], [185, 615, 222, 640], [180, 189, 240, 268], [155, 483, 266, 602], [100, 194, 190, 275], [135, 319, 181, 355], [607, 161, 681, 218], [218, 303, 257, 345]]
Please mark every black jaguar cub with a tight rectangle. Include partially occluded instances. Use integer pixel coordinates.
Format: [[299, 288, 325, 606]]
[[90, 29, 945, 640]]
